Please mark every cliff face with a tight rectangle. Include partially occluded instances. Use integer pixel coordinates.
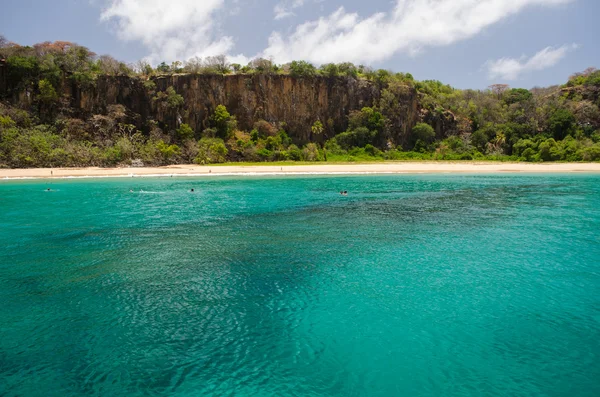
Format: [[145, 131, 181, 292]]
[[66, 74, 421, 143], [2, 73, 426, 144]]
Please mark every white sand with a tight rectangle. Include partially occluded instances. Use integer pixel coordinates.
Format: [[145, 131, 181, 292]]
[[1, 162, 600, 179]]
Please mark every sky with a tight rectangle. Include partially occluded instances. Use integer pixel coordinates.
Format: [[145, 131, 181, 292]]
[[2, 0, 599, 89]]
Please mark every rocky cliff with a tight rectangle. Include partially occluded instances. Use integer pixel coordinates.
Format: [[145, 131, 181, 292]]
[[6, 73, 425, 144]]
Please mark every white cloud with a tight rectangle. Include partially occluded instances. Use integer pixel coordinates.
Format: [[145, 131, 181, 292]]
[[262, 0, 573, 64], [274, 0, 305, 20], [99, 0, 575, 67], [485, 44, 578, 80], [100, 0, 233, 63]]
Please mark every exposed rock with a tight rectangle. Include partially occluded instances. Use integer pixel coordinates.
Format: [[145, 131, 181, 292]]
[[420, 108, 458, 138], [4, 73, 438, 144]]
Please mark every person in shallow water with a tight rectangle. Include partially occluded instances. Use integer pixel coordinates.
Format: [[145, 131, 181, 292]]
[[191, 189, 195, 192]]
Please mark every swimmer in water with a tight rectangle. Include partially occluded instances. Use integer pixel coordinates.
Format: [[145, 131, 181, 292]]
[[47, 188, 51, 191], [130, 189, 134, 193], [191, 188, 195, 192]]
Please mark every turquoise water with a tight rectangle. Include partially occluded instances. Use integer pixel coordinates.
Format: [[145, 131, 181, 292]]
[[1, 174, 599, 396]]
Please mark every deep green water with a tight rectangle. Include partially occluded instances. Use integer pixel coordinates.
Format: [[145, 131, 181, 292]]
[[1, 174, 599, 396]]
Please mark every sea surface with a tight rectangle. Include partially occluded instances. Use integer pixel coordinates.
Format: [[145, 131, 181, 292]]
[[1, 174, 599, 396]]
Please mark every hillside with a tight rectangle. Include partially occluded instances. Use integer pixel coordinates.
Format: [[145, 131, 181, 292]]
[[0, 40, 599, 167]]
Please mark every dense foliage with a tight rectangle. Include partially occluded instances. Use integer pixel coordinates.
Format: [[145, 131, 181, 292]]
[[1, 37, 599, 167]]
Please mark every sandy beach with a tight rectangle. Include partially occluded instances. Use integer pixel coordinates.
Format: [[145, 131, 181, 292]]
[[1, 162, 600, 179]]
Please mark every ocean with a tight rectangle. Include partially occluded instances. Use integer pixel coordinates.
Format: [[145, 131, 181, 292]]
[[1, 174, 599, 396]]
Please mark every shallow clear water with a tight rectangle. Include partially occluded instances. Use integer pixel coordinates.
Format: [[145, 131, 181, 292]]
[[1, 174, 599, 396]]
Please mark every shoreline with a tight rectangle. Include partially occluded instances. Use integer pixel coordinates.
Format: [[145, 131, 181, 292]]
[[2, 162, 600, 180]]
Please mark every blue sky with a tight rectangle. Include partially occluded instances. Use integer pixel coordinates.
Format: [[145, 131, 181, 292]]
[[2, 0, 599, 89]]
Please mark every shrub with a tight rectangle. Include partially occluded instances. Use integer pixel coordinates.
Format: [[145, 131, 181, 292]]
[[0, 115, 16, 129], [176, 123, 194, 140], [324, 139, 345, 155], [253, 120, 277, 138], [143, 80, 157, 91], [334, 127, 376, 150], [194, 138, 228, 164], [287, 144, 303, 161], [256, 148, 272, 161], [156, 140, 181, 163], [578, 144, 600, 161], [302, 143, 321, 161], [537, 138, 560, 162], [319, 63, 340, 77], [364, 144, 383, 157], [153, 87, 184, 109], [513, 139, 537, 157]]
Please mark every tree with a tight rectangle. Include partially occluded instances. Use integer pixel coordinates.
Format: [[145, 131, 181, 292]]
[[548, 109, 576, 140], [489, 84, 510, 99], [363, 107, 385, 133], [6, 56, 39, 88], [489, 131, 506, 154], [347, 107, 385, 134], [156, 62, 170, 73], [253, 120, 278, 137], [97, 55, 121, 75], [38, 79, 58, 103], [537, 138, 559, 161], [411, 123, 435, 146], [289, 61, 316, 77], [134, 59, 153, 75], [211, 105, 236, 139], [204, 55, 230, 74], [319, 63, 340, 77], [311, 120, 324, 137], [302, 143, 321, 161], [176, 124, 194, 141], [505, 88, 533, 104], [337, 62, 358, 78], [165, 87, 184, 108], [374, 69, 392, 86], [184, 57, 203, 74], [249, 58, 277, 74], [195, 138, 228, 164], [470, 129, 490, 152]]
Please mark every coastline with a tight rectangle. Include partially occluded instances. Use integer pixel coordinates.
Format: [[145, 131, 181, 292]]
[[2, 162, 600, 180]]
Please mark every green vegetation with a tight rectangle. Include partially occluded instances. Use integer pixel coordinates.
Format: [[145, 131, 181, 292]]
[[1, 37, 599, 167]]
